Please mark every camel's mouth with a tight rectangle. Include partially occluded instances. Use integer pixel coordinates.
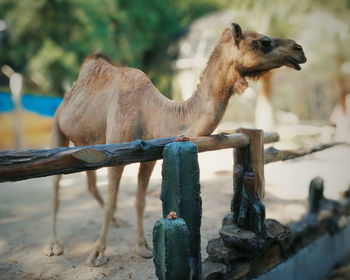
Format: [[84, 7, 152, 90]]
[[285, 57, 304, 71], [240, 54, 306, 78]]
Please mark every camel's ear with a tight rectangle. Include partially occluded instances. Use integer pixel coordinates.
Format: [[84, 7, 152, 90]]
[[231, 23, 243, 46]]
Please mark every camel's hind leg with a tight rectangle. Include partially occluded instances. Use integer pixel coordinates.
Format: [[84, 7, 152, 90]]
[[86, 170, 128, 228], [87, 170, 104, 206], [43, 116, 68, 256], [135, 161, 156, 258]]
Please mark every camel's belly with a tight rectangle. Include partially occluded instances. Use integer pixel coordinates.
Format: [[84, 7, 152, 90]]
[[57, 103, 107, 146]]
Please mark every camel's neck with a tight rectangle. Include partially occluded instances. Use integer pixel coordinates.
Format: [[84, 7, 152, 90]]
[[182, 42, 245, 136]]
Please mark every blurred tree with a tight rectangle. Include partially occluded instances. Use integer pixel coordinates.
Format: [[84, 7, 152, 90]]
[[0, 0, 223, 96], [1, 0, 349, 112]]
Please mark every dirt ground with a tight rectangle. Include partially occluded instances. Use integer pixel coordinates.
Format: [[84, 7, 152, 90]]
[[1, 144, 350, 280]]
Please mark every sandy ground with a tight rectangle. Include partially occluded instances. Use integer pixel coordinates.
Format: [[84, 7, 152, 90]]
[[1, 145, 350, 280]]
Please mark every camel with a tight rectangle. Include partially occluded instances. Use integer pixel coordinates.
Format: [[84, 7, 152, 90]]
[[43, 23, 306, 266]]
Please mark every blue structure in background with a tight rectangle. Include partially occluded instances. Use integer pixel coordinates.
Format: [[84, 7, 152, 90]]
[[0, 92, 62, 117]]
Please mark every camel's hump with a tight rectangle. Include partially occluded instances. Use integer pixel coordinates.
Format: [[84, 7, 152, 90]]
[[84, 53, 113, 64]]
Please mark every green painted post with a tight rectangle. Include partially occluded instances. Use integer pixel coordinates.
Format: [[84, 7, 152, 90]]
[[161, 141, 202, 280], [153, 212, 191, 280]]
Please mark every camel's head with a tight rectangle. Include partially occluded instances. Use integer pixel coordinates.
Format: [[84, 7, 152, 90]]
[[230, 23, 307, 79]]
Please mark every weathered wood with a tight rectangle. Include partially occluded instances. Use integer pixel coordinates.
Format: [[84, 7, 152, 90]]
[[264, 142, 346, 164], [239, 173, 265, 233], [220, 223, 267, 253], [0, 137, 175, 182], [218, 219, 291, 257], [307, 177, 341, 221], [205, 181, 350, 280], [289, 177, 345, 252], [205, 219, 292, 280], [194, 131, 278, 153], [206, 238, 243, 265], [231, 128, 266, 234], [239, 128, 265, 199], [0, 131, 279, 183]]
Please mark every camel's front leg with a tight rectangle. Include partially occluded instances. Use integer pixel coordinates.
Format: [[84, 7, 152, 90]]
[[86, 165, 124, 267], [135, 161, 156, 258], [43, 174, 64, 256]]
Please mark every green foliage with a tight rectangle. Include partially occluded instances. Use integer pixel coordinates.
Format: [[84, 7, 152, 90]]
[[1, 0, 349, 105], [0, 0, 222, 96]]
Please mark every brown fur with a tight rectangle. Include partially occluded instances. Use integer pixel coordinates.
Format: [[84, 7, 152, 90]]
[[44, 24, 306, 266]]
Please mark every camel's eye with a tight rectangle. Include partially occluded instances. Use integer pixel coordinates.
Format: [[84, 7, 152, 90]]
[[259, 37, 273, 53]]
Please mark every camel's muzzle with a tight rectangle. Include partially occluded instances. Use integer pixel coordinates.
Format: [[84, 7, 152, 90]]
[[287, 43, 307, 70]]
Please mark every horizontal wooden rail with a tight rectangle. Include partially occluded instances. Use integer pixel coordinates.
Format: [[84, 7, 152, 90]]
[[0, 132, 279, 183], [264, 142, 347, 164]]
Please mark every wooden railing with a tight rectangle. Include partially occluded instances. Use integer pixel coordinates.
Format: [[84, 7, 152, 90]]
[[0, 129, 343, 183], [0, 130, 279, 182], [0, 128, 346, 280]]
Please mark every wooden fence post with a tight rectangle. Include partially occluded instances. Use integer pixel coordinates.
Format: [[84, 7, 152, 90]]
[[204, 128, 294, 279], [231, 128, 265, 233]]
